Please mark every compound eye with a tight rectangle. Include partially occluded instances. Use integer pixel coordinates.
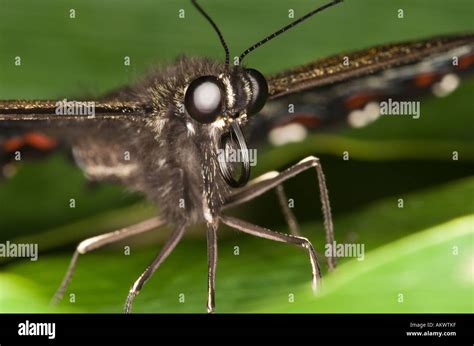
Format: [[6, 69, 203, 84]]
[[247, 68, 268, 115], [184, 76, 224, 123]]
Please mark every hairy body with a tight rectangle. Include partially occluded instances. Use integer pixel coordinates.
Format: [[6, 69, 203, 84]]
[[71, 57, 255, 225]]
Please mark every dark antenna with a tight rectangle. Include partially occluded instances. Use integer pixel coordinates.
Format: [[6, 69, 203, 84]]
[[192, 0, 230, 65], [239, 0, 343, 63]]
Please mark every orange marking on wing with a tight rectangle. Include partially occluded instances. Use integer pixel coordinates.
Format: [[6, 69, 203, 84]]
[[414, 73, 435, 87], [276, 114, 321, 129], [3, 137, 24, 152], [24, 132, 58, 151], [458, 53, 474, 69], [344, 93, 378, 110], [292, 115, 321, 128]]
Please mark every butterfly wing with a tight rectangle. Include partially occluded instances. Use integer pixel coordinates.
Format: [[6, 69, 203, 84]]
[[0, 98, 152, 181], [249, 34, 474, 145]]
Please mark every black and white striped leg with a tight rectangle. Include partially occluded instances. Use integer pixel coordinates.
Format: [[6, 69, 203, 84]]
[[224, 156, 336, 270], [124, 222, 186, 313], [219, 215, 321, 292], [52, 216, 166, 305]]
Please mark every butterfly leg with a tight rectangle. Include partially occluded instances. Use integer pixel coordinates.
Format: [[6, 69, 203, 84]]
[[219, 215, 321, 292], [224, 169, 300, 235], [206, 222, 218, 313], [124, 222, 187, 313], [225, 156, 336, 270], [275, 184, 301, 236], [52, 216, 165, 305]]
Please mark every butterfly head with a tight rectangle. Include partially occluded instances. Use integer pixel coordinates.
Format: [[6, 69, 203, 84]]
[[177, 0, 342, 189], [183, 67, 268, 127], [179, 66, 267, 188]]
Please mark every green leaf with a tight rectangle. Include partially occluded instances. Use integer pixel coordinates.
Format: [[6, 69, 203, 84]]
[[255, 215, 474, 313], [1, 178, 472, 313]]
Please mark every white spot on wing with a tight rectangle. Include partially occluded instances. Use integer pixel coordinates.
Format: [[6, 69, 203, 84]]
[[432, 73, 460, 97], [84, 163, 138, 179], [348, 102, 381, 128], [268, 123, 307, 146]]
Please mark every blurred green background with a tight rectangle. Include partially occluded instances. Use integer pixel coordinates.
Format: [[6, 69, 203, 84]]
[[0, 0, 473, 313]]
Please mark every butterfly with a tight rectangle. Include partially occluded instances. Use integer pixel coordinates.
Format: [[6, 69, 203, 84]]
[[1, 0, 473, 313]]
